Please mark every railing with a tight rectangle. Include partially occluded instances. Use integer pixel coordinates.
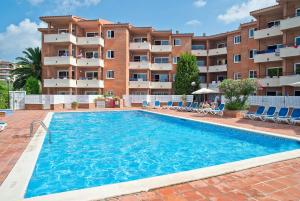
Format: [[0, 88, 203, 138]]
[[30, 120, 51, 143]]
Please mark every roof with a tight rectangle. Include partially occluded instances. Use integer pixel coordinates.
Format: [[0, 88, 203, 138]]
[[250, 4, 281, 17]]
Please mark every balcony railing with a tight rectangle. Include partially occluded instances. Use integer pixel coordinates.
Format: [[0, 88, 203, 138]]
[[280, 45, 300, 58], [44, 79, 77, 88], [44, 33, 76, 44], [129, 81, 151, 88], [150, 63, 172, 71], [129, 62, 151, 70], [77, 58, 104, 67], [254, 49, 282, 63], [208, 47, 227, 56], [151, 45, 172, 52], [254, 26, 282, 39], [77, 37, 104, 46], [150, 82, 172, 89], [280, 16, 300, 30], [191, 49, 207, 57], [198, 67, 207, 73], [77, 79, 104, 88], [208, 64, 227, 73], [129, 42, 151, 50], [44, 56, 77, 66]]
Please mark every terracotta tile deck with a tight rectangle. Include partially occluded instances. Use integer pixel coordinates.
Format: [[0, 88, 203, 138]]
[[0, 108, 300, 201]]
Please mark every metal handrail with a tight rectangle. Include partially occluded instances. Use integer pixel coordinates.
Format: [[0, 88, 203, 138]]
[[30, 120, 51, 143]]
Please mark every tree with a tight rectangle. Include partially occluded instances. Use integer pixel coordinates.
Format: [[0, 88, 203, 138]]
[[219, 79, 257, 110], [25, 76, 40, 95], [0, 81, 9, 109], [174, 53, 199, 95], [12, 47, 42, 89]]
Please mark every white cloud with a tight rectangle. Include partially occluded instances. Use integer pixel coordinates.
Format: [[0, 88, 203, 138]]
[[56, 0, 102, 13], [186, 20, 202, 26], [218, 0, 277, 24], [27, 0, 44, 5], [0, 19, 46, 61], [194, 0, 207, 8]]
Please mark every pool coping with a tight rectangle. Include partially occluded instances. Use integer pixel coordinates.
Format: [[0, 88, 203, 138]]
[[0, 109, 299, 201]]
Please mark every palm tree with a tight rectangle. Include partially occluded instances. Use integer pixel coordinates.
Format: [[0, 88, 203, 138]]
[[12, 47, 41, 89]]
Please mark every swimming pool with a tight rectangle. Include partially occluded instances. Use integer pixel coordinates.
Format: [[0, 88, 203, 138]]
[[24, 111, 300, 198]]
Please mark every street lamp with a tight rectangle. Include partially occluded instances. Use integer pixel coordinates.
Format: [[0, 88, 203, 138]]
[[6, 77, 10, 109]]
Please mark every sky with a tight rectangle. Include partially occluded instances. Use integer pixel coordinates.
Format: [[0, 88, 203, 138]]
[[0, 0, 278, 61]]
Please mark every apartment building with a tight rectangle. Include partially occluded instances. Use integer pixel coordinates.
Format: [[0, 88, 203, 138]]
[[39, 0, 300, 96], [0, 60, 15, 81], [251, 0, 300, 96]]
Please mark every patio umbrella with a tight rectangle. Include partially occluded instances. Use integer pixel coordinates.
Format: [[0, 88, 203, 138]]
[[192, 88, 218, 94]]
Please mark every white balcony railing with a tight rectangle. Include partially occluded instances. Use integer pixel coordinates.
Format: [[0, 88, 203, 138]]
[[150, 63, 173, 71], [198, 66, 207, 73], [280, 47, 300, 58], [208, 64, 227, 73], [208, 47, 227, 56], [129, 62, 151, 70], [44, 33, 76, 44], [129, 81, 151, 88], [258, 77, 281, 87], [77, 37, 104, 46], [279, 74, 300, 86], [280, 16, 300, 30], [254, 52, 282, 63], [77, 58, 104, 67], [254, 26, 282, 39], [44, 79, 77, 88], [151, 45, 172, 52], [129, 42, 151, 50], [44, 56, 77, 66], [77, 80, 104, 88], [191, 50, 207, 57], [150, 82, 172, 89]]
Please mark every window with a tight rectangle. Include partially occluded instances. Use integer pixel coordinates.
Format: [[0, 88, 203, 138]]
[[154, 40, 169, 45], [233, 54, 241, 63], [85, 71, 98, 80], [267, 67, 282, 77], [192, 45, 205, 50], [249, 70, 257, 78], [107, 30, 115, 39], [173, 56, 180, 64], [296, 8, 300, 17], [249, 49, 257, 59], [173, 38, 181, 46], [133, 55, 148, 62], [294, 63, 300, 74], [152, 91, 169, 95], [248, 28, 256, 38], [267, 20, 280, 28], [197, 60, 205, 66], [295, 91, 300, 96], [133, 37, 147, 43], [266, 91, 277, 96], [217, 43, 226, 48], [153, 74, 169, 82], [106, 50, 114, 59], [154, 57, 169, 63], [58, 71, 68, 79], [85, 51, 98, 58], [58, 29, 68, 34], [86, 32, 98, 37], [173, 74, 176, 81], [234, 35, 241, 44], [58, 49, 69, 56], [233, 72, 242, 80], [217, 75, 227, 82], [131, 73, 147, 81], [295, 36, 300, 46], [106, 70, 115, 79]]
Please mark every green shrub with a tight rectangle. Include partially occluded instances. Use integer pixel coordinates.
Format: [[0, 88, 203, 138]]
[[0, 81, 9, 109], [219, 79, 257, 110], [25, 76, 40, 94]]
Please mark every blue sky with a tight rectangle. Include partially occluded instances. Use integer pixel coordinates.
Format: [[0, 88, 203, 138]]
[[0, 0, 277, 61]]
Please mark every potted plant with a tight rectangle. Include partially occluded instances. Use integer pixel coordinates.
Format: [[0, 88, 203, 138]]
[[71, 101, 79, 110], [219, 79, 257, 118]]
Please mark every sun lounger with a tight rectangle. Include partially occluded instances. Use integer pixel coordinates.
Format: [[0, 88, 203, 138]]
[[187, 102, 199, 112], [0, 121, 7, 132], [142, 101, 149, 108], [153, 101, 161, 109], [162, 101, 173, 109], [171, 102, 183, 110], [178, 102, 192, 111], [258, 106, 276, 121], [210, 103, 225, 116], [276, 108, 300, 124], [244, 106, 265, 119], [264, 107, 288, 122]]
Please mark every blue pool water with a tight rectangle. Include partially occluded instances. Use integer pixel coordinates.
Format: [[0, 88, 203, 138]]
[[25, 111, 300, 198]]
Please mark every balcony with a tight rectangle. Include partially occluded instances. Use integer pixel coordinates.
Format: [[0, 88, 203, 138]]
[[150, 82, 172, 89], [208, 47, 227, 56], [77, 58, 104, 67], [254, 26, 282, 39], [129, 42, 151, 50], [208, 82, 220, 93], [44, 56, 77, 66], [254, 52, 282, 63], [44, 33, 76, 44], [44, 79, 77, 88], [77, 37, 104, 46], [279, 74, 300, 86], [280, 46, 300, 58], [129, 81, 151, 88], [208, 64, 227, 73], [77, 80, 104, 88], [191, 50, 207, 57], [258, 77, 280, 87], [150, 63, 172, 71], [151, 45, 172, 53], [280, 16, 300, 30], [198, 66, 207, 73], [129, 62, 151, 70]]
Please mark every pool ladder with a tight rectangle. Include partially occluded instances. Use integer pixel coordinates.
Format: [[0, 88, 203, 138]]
[[30, 120, 52, 143]]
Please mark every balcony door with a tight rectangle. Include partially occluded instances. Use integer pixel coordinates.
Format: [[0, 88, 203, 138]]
[[131, 73, 147, 81], [266, 67, 282, 77], [295, 36, 300, 46], [85, 71, 98, 80], [57, 70, 74, 79]]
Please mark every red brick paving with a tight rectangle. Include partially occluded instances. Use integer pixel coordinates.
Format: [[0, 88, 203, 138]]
[[0, 108, 300, 200]]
